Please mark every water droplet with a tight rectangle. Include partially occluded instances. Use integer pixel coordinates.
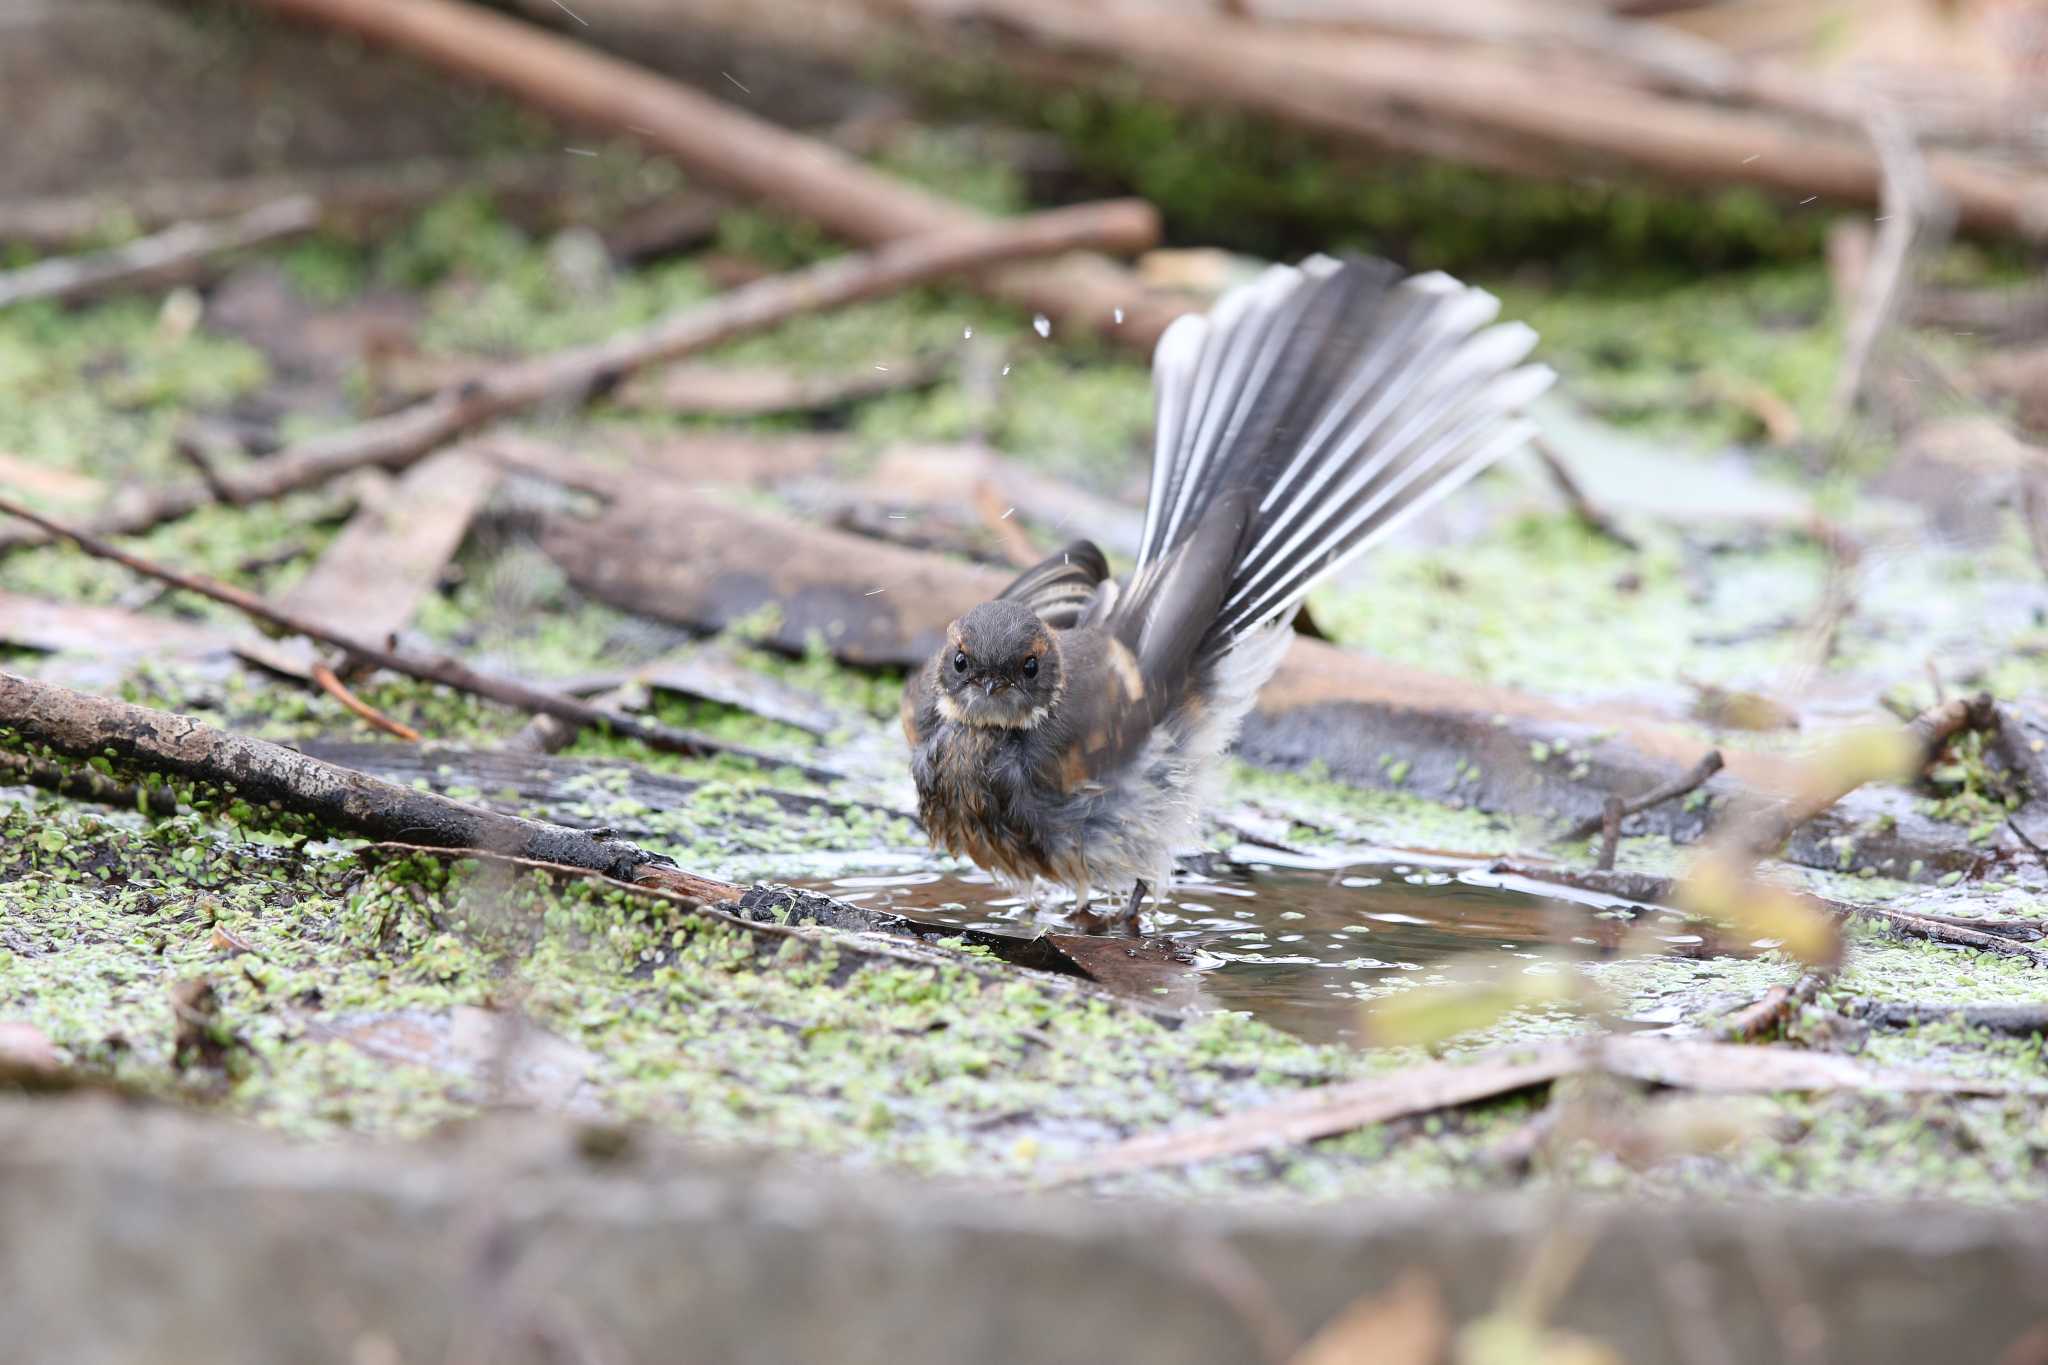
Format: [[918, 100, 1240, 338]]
[[1001, 364, 1011, 376], [1113, 306, 1125, 324], [1032, 314, 1051, 338]]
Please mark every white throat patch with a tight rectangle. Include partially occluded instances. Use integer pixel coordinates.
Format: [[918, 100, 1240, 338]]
[[937, 692, 1050, 730]]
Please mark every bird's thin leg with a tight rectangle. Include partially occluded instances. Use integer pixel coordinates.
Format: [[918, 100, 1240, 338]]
[[1114, 878, 1151, 937]]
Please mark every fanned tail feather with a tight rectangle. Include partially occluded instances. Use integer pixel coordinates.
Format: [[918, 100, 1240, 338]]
[[1123, 255, 1553, 668]]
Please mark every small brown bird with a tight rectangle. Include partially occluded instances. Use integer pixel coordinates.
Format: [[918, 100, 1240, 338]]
[[903, 256, 1551, 928]]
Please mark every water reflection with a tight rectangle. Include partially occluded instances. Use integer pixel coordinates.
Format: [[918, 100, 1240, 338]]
[[801, 851, 1739, 1044]]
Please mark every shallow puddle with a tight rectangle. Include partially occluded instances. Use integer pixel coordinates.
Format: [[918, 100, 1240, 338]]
[[805, 849, 1734, 1043]]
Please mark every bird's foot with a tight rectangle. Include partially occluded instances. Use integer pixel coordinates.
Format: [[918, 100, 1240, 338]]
[[1068, 886, 1111, 936]]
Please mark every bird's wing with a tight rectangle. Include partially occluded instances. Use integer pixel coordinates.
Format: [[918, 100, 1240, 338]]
[[997, 539, 1111, 630]]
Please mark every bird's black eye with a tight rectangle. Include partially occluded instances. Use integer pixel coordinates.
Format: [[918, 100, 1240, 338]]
[[952, 651, 968, 674], [1022, 656, 1039, 679]]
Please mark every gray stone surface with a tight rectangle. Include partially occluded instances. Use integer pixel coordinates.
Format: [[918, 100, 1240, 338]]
[[4, 1095, 2046, 1364]]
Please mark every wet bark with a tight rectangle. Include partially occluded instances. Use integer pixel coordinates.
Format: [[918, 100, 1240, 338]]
[[0, 671, 657, 882]]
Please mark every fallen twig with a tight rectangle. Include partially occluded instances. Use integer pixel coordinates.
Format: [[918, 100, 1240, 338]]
[[1049, 1035, 2023, 1182], [0, 672, 663, 881], [1870, 908, 2048, 967], [362, 841, 740, 907], [172, 429, 246, 508], [612, 354, 950, 417], [1566, 749, 1724, 843], [1719, 973, 1826, 1043], [1858, 1001, 2048, 1037], [1533, 437, 1640, 553], [310, 663, 423, 743], [0, 197, 319, 309], [0, 199, 1158, 558], [363, 842, 1194, 1008], [0, 495, 837, 779], [1492, 858, 2048, 968], [249, 0, 1181, 346], [0, 748, 178, 816], [1047, 1045, 1583, 1183], [1596, 796, 1624, 872], [763, 0, 2048, 236], [0, 156, 578, 250]]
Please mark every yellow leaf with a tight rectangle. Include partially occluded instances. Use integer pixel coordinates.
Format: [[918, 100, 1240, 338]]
[[1673, 856, 1841, 968], [1363, 959, 1580, 1049]]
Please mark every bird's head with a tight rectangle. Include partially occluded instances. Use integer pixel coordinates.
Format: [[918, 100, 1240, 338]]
[[936, 601, 1063, 729]]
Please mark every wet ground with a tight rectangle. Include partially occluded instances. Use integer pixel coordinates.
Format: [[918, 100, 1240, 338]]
[[7, 114, 2048, 1206], [808, 852, 1752, 1043]]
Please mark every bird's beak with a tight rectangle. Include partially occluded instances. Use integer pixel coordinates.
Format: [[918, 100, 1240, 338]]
[[978, 677, 1000, 697]]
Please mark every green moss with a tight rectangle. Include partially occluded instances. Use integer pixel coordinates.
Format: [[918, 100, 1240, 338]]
[[1498, 264, 1843, 447], [895, 58, 1828, 272], [0, 298, 269, 503]]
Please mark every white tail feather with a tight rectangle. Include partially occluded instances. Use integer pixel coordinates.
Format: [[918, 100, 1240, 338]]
[[1130, 256, 1553, 667]]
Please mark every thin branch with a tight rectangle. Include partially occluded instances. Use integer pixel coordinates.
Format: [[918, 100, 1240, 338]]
[[1047, 1034, 2020, 1183], [0, 748, 178, 816], [248, 0, 1178, 345], [0, 671, 663, 881], [362, 841, 742, 907], [1533, 437, 1640, 552], [1597, 795, 1624, 871], [1719, 973, 1826, 1042], [1859, 1001, 2048, 1037], [311, 662, 423, 742], [1566, 750, 1724, 842], [1493, 857, 2048, 968], [0, 495, 839, 779], [172, 428, 247, 508], [0, 199, 1159, 557], [0, 156, 574, 250], [0, 197, 319, 309]]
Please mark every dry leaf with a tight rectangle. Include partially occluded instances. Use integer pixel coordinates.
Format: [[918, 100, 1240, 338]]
[[210, 924, 257, 956]]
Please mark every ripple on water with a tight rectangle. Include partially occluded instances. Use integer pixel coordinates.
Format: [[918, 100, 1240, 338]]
[[806, 854, 1753, 1044]]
